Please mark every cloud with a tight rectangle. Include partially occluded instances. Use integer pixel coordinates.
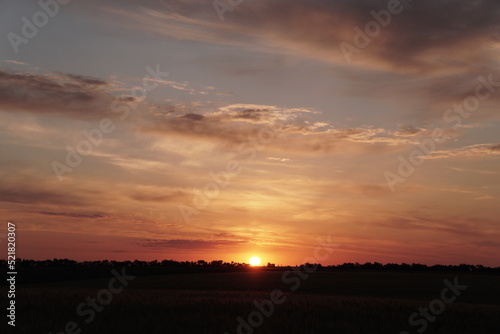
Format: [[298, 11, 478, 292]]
[[427, 143, 500, 159], [0, 185, 86, 206], [142, 104, 417, 154], [139, 238, 246, 249], [2, 60, 30, 66], [35, 211, 114, 219], [212, 104, 319, 124], [88, 0, 500, 73], [65, 0, 498, 128], [80, 0, 500, 124], [0, 69, 131, 119], [475, 195, 494, 200], [58, 73, 110, 87], [375, 214, 489, 239], [129, 189, 187, 203], [319, 182, 392, 197], [396, 125, 424, 137], [0, 67, 421, 157], [267, 157, 291, 162], [447, 167, 498, 175], [181, 113, 204, 121]]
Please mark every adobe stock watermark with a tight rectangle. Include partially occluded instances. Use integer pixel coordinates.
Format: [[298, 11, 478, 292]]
[[7, 0, 71, 54], [339, 0, 410, 64], [213, 0, 245, 21], [178, 118, 285, 224], [400, 276, 467, 334], [224, 235, 337, 334], [52, 65, 169, 181], [385, 73, 500, 192], [49, 268, 135, 334]]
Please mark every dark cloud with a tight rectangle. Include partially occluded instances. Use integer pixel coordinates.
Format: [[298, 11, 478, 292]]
[[0, 173, 100, 207], [58, 73, 110, 87], [0, 187, 85, 206], [0, 69, 121, 119], [181, 113, 204, 121], [144, 112, 257, 145], [35, 211, 113, 219], [129, 189, 187, 203], [231, 109, 270, 122], [214, 232, 239, 238], [490, 144, 500, 151], [396, 126, 423, 137]]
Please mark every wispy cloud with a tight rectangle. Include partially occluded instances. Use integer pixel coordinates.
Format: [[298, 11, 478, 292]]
[[427, 143, 500, 159], [139, 238, 247, 249], [142, 104, 418, 154], [88, 0, 500, 73]]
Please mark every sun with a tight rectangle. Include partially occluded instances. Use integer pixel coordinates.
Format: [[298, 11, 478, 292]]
[[249, 256, 261, 266]]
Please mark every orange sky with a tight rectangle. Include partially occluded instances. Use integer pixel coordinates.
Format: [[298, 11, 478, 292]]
[[0, 0, 499, 266]]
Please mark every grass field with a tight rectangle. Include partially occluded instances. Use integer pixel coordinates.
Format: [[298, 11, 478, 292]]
[[6, 270, 500, 333]]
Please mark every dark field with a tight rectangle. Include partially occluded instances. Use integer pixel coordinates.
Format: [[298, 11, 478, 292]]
[[6, 270, 500, 334]]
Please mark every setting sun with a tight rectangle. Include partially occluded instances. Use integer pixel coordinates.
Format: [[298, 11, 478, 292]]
[[249, 257, 261, 266]]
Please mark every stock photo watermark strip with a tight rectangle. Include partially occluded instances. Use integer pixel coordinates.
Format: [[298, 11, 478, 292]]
[[6, 222, 17, 327]]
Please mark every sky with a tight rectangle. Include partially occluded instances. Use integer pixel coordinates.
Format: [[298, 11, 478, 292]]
[[0, 0, 499, 266]]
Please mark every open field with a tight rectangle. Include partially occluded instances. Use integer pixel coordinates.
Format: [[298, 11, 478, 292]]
[[5, 269, 500, 333]]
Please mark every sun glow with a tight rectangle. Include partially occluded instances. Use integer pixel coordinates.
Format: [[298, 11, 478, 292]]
[[249, 256, 261, 266]]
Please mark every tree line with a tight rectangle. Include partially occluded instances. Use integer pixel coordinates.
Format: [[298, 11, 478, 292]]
[[1, 258, 499, 272]]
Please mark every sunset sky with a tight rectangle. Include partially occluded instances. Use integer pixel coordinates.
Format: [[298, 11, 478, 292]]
[[0, 0, 499, 266]]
